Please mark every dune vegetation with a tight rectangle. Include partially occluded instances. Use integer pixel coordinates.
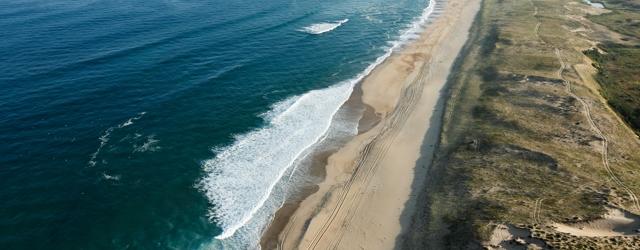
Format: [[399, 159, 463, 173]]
[[402, 0, 640, 248]]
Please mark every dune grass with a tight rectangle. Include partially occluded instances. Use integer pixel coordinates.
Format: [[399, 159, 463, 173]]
[[402, 0, 640, 248], [584, 0, 640, 136], [584, 43, 640, 135]]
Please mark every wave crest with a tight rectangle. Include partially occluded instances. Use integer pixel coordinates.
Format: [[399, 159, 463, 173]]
[[300, 19, 349, 35]]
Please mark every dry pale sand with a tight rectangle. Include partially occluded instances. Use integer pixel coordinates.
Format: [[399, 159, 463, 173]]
[[270, 0, 481, 249], [553, 208, 640, 237], [486, 224, 547, 250]]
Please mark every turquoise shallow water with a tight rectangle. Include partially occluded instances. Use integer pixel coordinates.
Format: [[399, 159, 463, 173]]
[[0, 0, 432, 248]]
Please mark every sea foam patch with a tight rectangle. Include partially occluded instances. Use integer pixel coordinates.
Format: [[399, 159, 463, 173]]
[[88, 112, 146, 167], [300, 19, 349, 34]]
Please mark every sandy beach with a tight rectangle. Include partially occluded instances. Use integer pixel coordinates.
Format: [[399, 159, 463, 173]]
[[262, 0, 481, 248]]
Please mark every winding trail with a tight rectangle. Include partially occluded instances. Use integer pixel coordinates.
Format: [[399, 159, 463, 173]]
[[554, 48, 640, 212], [529, 0, 545, 44], [527, 0, 550, 225]]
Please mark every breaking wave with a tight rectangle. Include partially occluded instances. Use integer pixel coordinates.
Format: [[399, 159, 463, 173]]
[[300, 19, 349, 34]]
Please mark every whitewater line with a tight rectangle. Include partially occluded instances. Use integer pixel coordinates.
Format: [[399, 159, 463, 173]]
[[288, 131, 330, 180], [213, 87, 353, 240]]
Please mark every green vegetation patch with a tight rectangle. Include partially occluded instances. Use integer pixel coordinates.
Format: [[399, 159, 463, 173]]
[[584, 43, 640, 135], [588, 9, 640, 39]]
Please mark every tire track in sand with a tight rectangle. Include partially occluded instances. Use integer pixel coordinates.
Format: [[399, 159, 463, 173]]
[[317, 5, 453, 248], [305, 54, 433, 250], [555, 48, 640, 212], [531, 198, 544, 224], [329, 55, 436, 249]]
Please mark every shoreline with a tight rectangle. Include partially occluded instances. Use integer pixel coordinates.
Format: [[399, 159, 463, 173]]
[[260, 85, 373, 249], [260, 0, 481, 248]]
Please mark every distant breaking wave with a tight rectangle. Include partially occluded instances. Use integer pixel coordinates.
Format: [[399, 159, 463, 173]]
[[200, 0, 437, 247], [300, 19, 349, 34]]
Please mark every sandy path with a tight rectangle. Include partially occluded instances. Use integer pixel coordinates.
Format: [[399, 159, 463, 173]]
[[274, 0, 481, 249], [528, 0, 545, 45], [555, 48, 640, 212]]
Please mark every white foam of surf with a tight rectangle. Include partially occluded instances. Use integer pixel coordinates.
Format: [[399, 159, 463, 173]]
[[133, 134, 161, 153], [88, 112, 145, 167], [300, 19, 349, 35], [201, 82, 354, 241], [200, 0, 437, 244], [102, 172, 121, 181]]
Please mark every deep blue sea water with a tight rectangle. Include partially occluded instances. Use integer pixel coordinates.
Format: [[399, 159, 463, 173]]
[[0, 0, 434, 248]]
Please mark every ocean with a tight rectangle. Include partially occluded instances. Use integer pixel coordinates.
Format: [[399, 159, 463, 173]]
[[0, 0, 435, 248]]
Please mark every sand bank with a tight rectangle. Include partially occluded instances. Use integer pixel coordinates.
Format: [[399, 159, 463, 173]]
[[263, 0, 481, 248]]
